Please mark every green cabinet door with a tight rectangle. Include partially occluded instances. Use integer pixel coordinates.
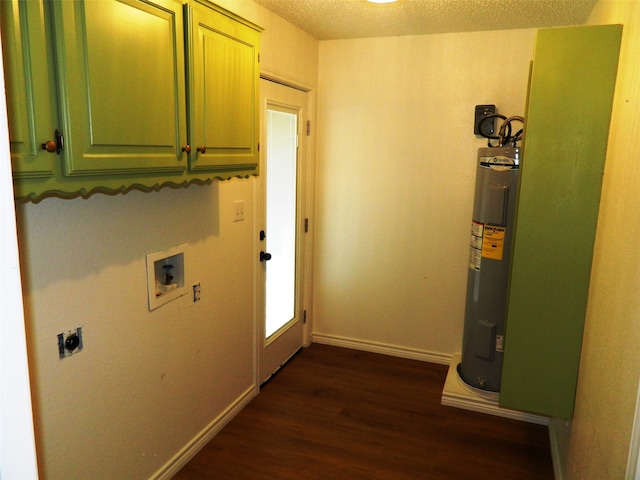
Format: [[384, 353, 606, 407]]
[[500, 25, 622, 419], [187, 1, 261, 176], [51, 0, 188, 177], [1, 0, 57, 182]]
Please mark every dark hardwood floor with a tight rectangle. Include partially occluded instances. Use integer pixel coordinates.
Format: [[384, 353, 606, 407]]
[[173, 344, 554, 479]]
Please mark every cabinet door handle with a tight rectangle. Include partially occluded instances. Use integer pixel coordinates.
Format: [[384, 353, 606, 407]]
[[181, 145, 191, 154], [41, 129, 63, 154], [197, 145, 206, 154], [42, 140, 57, 153]]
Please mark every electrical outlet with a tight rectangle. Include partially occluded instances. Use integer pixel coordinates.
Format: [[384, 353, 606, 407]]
[[233, 200, 245, 222], [193, 282, 201, 302], [58, 326, 83, 359]]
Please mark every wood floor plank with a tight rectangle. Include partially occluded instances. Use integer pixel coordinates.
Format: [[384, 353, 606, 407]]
[[173, 344, 554, 479]]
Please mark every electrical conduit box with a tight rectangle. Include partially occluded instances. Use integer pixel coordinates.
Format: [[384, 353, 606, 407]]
[[474, 104, 496, 136], [146, 244, 188, 310]]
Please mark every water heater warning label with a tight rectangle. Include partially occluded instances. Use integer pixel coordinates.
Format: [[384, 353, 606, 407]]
[[482, 226, 506, 260], [469, 221, 483, 271], [469, 222, 506, 270]]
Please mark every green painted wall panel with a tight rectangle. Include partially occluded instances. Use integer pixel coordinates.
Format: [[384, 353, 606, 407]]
[[500, 25, 622, 419]]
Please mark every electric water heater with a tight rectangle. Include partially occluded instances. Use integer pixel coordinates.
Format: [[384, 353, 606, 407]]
[[459, 146, 520, 392]]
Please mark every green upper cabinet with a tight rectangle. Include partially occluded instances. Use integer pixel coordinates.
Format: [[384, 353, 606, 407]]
[[186, 1, 261, 176], [51, 0, 188, 176], [500, 25, 622, 419], [2, 0, 261, 202], [0, 0, 57, 181]]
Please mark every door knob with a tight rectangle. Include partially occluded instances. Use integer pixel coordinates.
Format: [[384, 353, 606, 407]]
[[260, 251, 272, 262]]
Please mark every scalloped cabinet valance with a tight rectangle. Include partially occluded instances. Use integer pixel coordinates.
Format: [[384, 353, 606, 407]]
[[1, 0, 261, 203]]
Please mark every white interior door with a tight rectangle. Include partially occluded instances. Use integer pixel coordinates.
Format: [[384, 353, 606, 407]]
[[258, 79, 308, 385]]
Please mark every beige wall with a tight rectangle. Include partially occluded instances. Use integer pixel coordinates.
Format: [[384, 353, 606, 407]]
[[16, 0, 639, 477], [14, 2, 318, 479], [566, 1, 640, 478], [214, 0, 318, 87], [313, 30, 536, 358]]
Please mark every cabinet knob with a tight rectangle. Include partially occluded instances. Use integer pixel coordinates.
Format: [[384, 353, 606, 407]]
[[182, 145, 191, 154], [197, 145, 206, 154], [41, 130, 63, 154], [41, 140, 57, 153]]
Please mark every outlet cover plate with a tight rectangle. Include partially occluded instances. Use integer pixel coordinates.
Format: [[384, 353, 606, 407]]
[[233, 200, 245, 222]]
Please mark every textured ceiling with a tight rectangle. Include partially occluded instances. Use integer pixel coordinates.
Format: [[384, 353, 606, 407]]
[[252, 0, 599, 40]]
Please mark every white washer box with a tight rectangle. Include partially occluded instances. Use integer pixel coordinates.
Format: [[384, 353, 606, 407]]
[[146, 244, 188, 311]]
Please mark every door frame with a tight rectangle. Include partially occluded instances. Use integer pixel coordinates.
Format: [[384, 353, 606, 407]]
[[254, 73, 316, 389], [0, 34, 40, 479]]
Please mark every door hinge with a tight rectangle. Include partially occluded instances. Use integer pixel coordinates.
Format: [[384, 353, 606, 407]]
[[303, 310, 307, 324], [258, 53, 261, 63], [306, 120, 311, 136], [304, 218, 309, 233], [56, 130, 64, 154], [257, 142, 260, 152]]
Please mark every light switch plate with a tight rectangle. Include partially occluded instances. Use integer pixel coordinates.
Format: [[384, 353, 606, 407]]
[[233, 200, 245, 222]]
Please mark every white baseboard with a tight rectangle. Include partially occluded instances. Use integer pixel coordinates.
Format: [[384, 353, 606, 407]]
[[548, 417, 570, 480], [441, 353, 549, 426], [150, 385, 258, 480], [311, 332, 451, 365]]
